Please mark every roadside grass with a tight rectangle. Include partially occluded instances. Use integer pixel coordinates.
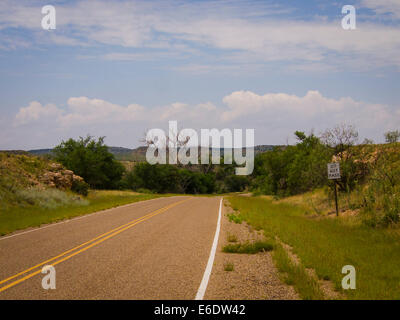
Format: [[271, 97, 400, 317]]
[[272, 242, 324, 300], [224, 262, 234, 271], [0, 190, 168, 236], [275, 188, 332, 216], [226, 195, 400, 300], [227, 233, 238, 243], [223, 241, 273, 254], [275, 187, 371, 219], [227, 212, 243, 224]]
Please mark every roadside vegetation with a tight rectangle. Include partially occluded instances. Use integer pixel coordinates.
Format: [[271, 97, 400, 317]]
[[250, 125, 400, 228], [272, 242, 324, 300], [220, 126, 400, 299], [52, 135, 249, 194], [226, 195, 400, 299], [223, 241, 273, 254], [224, 262, 234, 272], [0, 190, 164, 236], [0, 148, 164, 236], [53, 136, 125, 190]]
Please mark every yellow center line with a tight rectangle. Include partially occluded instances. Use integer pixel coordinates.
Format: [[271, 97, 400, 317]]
[[0, 198, 188, 293], [0, 203, 170, 286]]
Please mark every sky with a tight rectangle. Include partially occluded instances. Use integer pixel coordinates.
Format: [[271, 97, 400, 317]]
[[0, 0, 399, 149]]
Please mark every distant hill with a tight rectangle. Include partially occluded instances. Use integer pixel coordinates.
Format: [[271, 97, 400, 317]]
[[28, 149, 53, 156], [24, 144, 276, 162]]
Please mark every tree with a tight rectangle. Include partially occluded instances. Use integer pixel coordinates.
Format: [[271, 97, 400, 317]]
[[321, 124, 366, 191], [250, 131, 331, 196], [321, 124, 358, 157], [384, 130, 400, 143], [287, 131, 332, 194], [53, 136, 125, 189], [122, 162, 216, 194]]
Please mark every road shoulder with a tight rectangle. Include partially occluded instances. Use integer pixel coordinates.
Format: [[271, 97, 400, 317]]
[[204, 199, 299, 300]]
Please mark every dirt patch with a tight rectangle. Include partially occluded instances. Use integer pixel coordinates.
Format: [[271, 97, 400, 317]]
[[204, 200, 299, 300]]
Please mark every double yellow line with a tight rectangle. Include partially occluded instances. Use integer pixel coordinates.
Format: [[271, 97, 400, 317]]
[[0, 199, 188, 294]]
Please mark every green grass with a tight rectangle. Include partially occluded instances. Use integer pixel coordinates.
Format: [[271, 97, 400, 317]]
[[0, 190, 168, 236], [227, 212, 243, 224], [226, 195, 400, 300], [272, 242, 324, 300], [223, 241, 274, 254], [224, 262, 234, 271]]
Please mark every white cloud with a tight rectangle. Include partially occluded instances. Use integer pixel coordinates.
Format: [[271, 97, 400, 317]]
[[361, 0, 400, 19], [11, 91, 400, 148], [221, 90, 398, 134], [1, 0, 400, 71], [15, 101, 62, 125]]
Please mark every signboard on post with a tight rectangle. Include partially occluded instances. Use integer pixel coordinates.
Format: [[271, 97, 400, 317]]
[[328, 163, 341, 180], [327, 162, 341, 216]]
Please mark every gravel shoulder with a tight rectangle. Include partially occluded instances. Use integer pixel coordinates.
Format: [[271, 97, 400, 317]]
[[204, 199, 299, 300]]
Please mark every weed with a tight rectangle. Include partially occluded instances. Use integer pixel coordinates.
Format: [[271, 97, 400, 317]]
[[223, 241, 273, 254], [227, 213, 243, 224], [227, 233, 238, 243], [224, 262, 234, 272], [16, 188, 88, 209]]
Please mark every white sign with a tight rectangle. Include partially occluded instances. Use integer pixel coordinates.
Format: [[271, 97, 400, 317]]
[[328, 163, 340, 180]]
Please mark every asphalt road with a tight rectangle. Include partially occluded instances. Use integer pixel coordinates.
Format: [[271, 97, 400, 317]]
[[0, 196, 221, 299]]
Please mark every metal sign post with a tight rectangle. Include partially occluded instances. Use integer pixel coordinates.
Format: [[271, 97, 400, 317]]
[[327, 163, 341, 216]]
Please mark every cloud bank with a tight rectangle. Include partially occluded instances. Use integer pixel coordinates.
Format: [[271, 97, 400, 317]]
[[8, 90, 399, 149], [1, 0, 400, 72]]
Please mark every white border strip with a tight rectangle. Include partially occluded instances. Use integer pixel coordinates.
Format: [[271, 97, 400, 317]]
[[195, 197, 222, 300]]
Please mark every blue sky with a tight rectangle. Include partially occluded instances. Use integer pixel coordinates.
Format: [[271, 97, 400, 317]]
[[0, 0, 399, 149]]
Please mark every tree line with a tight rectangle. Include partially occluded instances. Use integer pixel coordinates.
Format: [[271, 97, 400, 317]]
[[52, 136, 249, 194], [53, 126, 399, 199]]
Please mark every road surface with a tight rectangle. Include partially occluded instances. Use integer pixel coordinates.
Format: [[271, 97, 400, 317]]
[[0, 196, 221, 299]]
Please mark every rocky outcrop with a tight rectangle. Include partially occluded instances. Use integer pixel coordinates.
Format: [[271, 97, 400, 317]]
[[40, 164, 84, 190]]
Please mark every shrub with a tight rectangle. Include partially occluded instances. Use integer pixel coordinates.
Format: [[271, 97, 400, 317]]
[[53, 136, 125, 189], [16, 187, 88, 209], [359, 146, 400, 227], [250, 131, 332, 196], [223, 241, 274, 254], [136, 188, 153, 194], [224, 262, 234, 271], [121, 162, 217, 194], [227, 213, 243, 224], [71, 180, 89, 197]]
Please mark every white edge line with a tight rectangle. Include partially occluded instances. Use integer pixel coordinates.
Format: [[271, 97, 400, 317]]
[[0, 195, 184, 241], [195, 197, 223, 300]]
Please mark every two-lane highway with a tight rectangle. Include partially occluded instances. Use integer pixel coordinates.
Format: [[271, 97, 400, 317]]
[[0, 196, 221, 299]]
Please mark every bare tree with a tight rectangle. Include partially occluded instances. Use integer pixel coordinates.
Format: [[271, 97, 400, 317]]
[[321, 124, 362, 191], [141, 125, 192, 166], [384, 130, 400, 144], [321, 123, 359, 161]]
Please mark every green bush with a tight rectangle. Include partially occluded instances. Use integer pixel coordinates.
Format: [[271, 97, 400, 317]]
[[359, 146, 400, 227], [71, 180, 89, 197], [53, 136, 125, 190], [227, 212, 243, 224], [121, 162, 217, 194], [250, 131, 332, 196]]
